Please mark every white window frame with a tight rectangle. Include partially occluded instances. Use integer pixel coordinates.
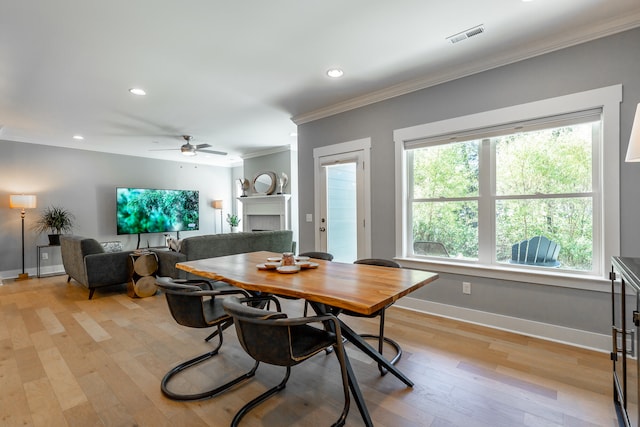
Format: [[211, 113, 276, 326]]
[[394, 85, 622, 291]]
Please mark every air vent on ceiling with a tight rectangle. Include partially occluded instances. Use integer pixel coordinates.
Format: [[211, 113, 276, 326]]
[[447, 24, 485, 44]]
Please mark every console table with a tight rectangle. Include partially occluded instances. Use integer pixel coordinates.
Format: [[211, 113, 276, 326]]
[[36, 245, 64, 278], [611, 256, 640, 427]]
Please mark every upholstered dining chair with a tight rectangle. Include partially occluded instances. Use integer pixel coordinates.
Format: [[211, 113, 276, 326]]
[[222, 295, 351, 427], [298, 251, 334, 316], [155, 277, 258, 401], [342, 258, 402, 375], [298, 251, 334, 261]]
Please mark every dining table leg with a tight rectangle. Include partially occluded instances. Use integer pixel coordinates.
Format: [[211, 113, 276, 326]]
[[309, 302, 374, 426], [343, 353, 374, 427]]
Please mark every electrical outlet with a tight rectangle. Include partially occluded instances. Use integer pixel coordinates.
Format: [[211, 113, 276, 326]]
[[462, 281, 471, 294], [41, 252, 49, 260]]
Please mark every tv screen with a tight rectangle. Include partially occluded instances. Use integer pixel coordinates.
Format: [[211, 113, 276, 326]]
[[116, 187, 199, 235]]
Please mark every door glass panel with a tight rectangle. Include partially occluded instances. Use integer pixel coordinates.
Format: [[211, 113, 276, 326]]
[[326, 162, 357, 263]]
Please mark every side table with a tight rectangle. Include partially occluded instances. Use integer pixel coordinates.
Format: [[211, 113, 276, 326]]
[[37, 245, 64, 278], [128, 251, 159, 298]]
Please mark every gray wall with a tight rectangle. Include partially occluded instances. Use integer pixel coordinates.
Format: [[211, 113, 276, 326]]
[[243, 149, 293, 196], [297, 28, 640, 337], [242, 148, 299, 244], [1, 140, 233, 278]]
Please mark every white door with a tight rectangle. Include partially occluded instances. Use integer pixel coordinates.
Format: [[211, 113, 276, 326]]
[[314, 139, 371, 263]]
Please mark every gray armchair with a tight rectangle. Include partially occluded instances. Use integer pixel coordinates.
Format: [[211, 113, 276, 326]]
[[60, 235, 133, 299]]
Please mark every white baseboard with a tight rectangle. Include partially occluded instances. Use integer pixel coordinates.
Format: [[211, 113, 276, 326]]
[[396, 297, 610, 353], [0, 264, 65, 281]]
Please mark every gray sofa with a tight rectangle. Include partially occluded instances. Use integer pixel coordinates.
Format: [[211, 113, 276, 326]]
[[60, 235, 134, 299], [153, 230, 294, 279]]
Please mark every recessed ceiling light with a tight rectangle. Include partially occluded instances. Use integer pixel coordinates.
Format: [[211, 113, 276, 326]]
[[129, 88, 146, 96], [72, 135, 84, 140], [327, 68, 344, 78]]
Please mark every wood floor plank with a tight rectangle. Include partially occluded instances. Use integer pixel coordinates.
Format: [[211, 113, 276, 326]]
[[71, 311, 112, 342], [23, 376, 69, 427], [0, 276, 621, 426], [36, 306, 66, 335], [38, 346, 88, 411]]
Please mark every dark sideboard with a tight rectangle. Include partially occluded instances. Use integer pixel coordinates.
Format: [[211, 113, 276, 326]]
[[612, 256, 640, 427]]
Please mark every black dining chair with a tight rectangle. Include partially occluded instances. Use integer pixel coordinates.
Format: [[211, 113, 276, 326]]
[[342, 258, 402, 375], [155, 277, 259, 401], [298, 251, 334, 316], [298, 251, 334, 262], [222, 295, 351, 427]]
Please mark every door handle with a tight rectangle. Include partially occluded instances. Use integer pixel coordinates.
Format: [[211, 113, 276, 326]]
[[319, 227, 326, 232]]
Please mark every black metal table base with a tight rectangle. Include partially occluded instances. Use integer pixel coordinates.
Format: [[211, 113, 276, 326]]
[[308, 301, 414, 427]]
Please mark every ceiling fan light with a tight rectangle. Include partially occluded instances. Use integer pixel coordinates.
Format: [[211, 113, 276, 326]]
[[181, 150, 196, 156]]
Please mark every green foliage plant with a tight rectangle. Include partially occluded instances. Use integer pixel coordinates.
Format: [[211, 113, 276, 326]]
[[34, 206, 75, 235], [226, 213, 240, 227]]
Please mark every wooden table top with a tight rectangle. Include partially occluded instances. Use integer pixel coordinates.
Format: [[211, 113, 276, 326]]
[[176, 251, 439, 315]]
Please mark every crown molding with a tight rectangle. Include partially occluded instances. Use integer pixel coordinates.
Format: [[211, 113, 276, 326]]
[[241, 144, 293, 160], [291, 14, 640, 125]]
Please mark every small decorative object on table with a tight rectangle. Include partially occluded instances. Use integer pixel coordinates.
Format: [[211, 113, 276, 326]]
[[282, 252, 295, 266]]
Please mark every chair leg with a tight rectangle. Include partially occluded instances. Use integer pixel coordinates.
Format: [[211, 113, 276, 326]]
[[162, 323, 258, 401], [231, 366, 291, 427], [331, 343, 352, 427], [204, 318, 233, 342], [358, 310, 402, 376], [88, 288, 95, 300]]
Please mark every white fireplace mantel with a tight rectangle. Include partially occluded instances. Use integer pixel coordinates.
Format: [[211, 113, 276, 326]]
[[238, 195, 291, 231]]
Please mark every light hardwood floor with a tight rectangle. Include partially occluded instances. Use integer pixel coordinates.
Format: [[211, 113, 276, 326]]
[[0, 275, 619, 427]]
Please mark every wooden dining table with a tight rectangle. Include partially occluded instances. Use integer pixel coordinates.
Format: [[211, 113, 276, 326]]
[[176, 251, 439, 426]]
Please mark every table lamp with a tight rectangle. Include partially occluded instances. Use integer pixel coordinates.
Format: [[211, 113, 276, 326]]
[[10, 194, 37, 280], [213, 200, 223, 233], [625, 103, 640, 162]]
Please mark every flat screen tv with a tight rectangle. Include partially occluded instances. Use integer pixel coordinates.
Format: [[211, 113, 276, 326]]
[[116, 187, 199, 235]]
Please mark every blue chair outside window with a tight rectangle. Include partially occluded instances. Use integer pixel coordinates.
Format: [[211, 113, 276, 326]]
[[510, 236, 560, 267]]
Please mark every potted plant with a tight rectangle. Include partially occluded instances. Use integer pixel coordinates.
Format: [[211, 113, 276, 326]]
[[34, 206, 75, 245], [226, 213, 240, 232]]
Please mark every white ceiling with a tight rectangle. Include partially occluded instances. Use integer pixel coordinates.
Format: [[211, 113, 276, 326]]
[[1, 0, 639, 166]]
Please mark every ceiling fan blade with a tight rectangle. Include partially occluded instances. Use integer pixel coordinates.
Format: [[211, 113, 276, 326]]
[[199, 149, 228, 156], [194, 143, 211, 149]]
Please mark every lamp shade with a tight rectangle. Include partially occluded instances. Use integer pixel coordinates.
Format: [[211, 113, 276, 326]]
[[625, 103, 640, 162], [9, 194, 37, 209], [213, 200, 223, 209]]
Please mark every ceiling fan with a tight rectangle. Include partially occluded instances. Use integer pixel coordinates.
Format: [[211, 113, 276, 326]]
[[150, 135, 227, 157]]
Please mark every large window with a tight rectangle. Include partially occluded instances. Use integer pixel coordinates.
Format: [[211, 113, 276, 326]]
[[408, 116, 598, 271], [394, 86, 621, 284]]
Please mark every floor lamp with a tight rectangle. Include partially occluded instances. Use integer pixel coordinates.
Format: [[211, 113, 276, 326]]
[[10, 194, 37, 281], [213, 200, 223, 233]]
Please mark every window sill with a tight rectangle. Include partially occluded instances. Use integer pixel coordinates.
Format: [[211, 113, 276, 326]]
[[395, 257, 610, 293]]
